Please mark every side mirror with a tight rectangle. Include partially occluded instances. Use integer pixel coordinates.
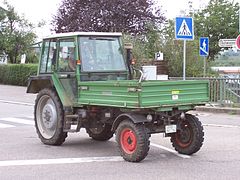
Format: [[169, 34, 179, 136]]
[[124, 43, 133, 64], [124, 43, 134, 79], [124, 43, 133, 50]]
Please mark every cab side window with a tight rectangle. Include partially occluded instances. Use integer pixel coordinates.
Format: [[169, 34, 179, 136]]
[[58, 39, 75, 72], [39, 39, 56, 73], [39, 40, 49, 73]]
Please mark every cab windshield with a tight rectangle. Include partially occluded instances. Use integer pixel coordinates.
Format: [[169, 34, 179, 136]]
[[79, 36, 127, 72]]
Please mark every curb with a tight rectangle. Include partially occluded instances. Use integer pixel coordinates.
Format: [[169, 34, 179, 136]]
[[196, 106, 240, 115]]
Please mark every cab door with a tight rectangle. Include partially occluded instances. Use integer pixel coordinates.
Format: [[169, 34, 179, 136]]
[[56, 38, 78, 102], [39, 38, 57, 74]]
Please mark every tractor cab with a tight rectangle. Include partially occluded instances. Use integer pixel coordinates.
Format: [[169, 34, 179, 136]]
[[39, 32, 129, 81]]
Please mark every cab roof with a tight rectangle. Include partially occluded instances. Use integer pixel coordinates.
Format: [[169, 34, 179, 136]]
[[43, 32, 122, 40]]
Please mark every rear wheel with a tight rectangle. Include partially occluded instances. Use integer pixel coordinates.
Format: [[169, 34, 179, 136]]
[[34, 88, 67, 145], [115, 120, 150, 162], [171, 114, 204, 155], [86, 123, 114, 141]]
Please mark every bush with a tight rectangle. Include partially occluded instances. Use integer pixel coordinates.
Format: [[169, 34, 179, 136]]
[[0, 64, 38, 86]]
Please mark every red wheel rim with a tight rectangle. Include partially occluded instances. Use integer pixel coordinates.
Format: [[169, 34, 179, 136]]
[[120, 128, 137, 154], [175, 121, 192, 148]]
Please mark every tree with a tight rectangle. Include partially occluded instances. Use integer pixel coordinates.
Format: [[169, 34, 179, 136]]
[[122, 22, 163, 61], [155, 0, 239, 77], [194, 0, 239, 60], [52, 0, 165, 35], [0, 1, 36, 63], [159, 20, 206, 77]]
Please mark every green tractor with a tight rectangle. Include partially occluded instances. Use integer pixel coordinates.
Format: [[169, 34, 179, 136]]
[[27, 32, 209, 162]]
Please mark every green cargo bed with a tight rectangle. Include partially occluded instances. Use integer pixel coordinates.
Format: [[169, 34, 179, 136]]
[[77, 80, 209, 110]]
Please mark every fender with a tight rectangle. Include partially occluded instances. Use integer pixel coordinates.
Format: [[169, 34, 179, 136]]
[[27, 74, 72, 107], [27, 75, 53, 93], [112, 113, 149, 131]]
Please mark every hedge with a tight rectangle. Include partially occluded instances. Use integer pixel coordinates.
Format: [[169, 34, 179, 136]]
[[0, 64, 38, 86]]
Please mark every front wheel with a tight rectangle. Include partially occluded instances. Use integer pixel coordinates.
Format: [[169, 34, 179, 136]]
[[170, 114, 204, 155], [34, 88, 67, 145], [115, 120, 150, 162]]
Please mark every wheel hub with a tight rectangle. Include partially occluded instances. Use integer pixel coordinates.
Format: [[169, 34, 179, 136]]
[[121, 129, 137, 154], [176, 121, 192, 147], [180, 131, 190, 142], [44, 109, 51, 122], [127, 136, 133, 144], [42, 104, 56, 129]]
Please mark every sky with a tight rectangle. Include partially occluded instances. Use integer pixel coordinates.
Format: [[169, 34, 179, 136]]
[[0, 0, 240, 40]]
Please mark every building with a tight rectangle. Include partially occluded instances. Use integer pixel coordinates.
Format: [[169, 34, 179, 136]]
[[211, 66, 240, 75]]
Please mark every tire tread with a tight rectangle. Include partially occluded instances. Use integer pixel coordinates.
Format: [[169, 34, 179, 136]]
[[171, 114, 204, 155], [34, 88, 67, 146], [116, 120, 150, 162]]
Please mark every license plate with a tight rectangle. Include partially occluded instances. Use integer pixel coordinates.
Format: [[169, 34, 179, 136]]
[[165, 125, 177, 133]]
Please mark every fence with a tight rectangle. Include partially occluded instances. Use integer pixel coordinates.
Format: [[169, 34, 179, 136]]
[[170, 77, 240, 107], [209, 78, 240, 107]]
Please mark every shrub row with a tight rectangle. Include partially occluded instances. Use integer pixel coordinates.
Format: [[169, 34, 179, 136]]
[[0, 64, 38, 86]]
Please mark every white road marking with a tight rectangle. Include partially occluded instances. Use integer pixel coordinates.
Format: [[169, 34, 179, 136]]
[[25, 115, 34, 119], [0, 100, 34, 106], [150, 143, 191, 159], [0, 156, 123, 167], [0, 123, 15, 128], [0, 117, 34, 125], [203, 124, 240, 128]]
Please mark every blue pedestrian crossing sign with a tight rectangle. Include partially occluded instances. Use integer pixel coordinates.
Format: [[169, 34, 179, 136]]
[[175, 17, 194, 40], [199, 37, 209, 56]]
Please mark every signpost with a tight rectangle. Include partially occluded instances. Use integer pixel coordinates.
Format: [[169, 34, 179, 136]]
[[175, 17, 194, 40], [175, 17, 194, 80], [155, 52, 163, 61], [199, 37, 209, 77], [218, 39, 236, 48]]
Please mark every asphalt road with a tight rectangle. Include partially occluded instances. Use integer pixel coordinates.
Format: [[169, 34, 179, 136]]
[[0, 85, 240, 180]]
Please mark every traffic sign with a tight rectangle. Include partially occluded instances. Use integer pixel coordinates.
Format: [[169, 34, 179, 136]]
[[199, 37, 209, 56], [218, 39, 236, 48], [175, 17, 194, 40], [155, 52, 163, 60], [236, 35, 240, 49]]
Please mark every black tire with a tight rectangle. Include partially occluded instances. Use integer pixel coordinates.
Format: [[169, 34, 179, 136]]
[[115, 120, 150, 162], [86, 124, 114, 141], [170, 114, 204, 155], [34, 88, 67, 145]]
